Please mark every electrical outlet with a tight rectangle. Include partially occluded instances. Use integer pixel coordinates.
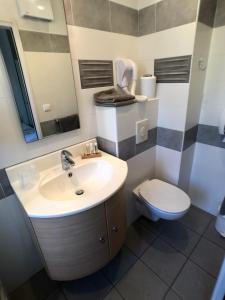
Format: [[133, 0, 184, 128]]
[[136, 119, 149, 144]]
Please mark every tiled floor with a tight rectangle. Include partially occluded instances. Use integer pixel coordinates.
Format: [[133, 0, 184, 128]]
[[10, 206, 225, 300]]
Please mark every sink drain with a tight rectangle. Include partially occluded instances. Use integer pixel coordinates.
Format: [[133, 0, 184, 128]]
[[75, 189, 84, 196]]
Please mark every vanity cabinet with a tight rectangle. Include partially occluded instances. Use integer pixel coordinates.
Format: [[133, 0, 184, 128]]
[[105, 190, 127, 258], [30, 189, 126, 281]]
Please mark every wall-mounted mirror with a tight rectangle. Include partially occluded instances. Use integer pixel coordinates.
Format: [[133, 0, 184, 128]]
[[0, 0, 79, 143]]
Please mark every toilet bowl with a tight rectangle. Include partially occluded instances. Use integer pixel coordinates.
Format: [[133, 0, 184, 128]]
[[133, 179, 191, 221]]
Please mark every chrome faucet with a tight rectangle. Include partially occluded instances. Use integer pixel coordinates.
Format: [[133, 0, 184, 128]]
[[61, 150, 75, 171]]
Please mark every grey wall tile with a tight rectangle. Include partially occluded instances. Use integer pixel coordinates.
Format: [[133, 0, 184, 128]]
[[139, 5, 156, 36], [183, 125, 198, 150], [156, 0, 198, 32], [214, 0, 225, 27], [118, 128, 157, 160], [197, 124, 225, 149], [63, 0, 74, 25], [110, 2, 139, 36], [157, 127, 184, 152], [71, 0, 111, 32], [118, 136, 136, 160], [136, 128, 157, 155], [19, 31, 70, 53], [198, 0, 217, 27], [97, 137, 117, 156], [0, 169, 14, 197]]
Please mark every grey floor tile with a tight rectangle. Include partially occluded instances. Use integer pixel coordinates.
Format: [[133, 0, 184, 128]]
[[164, 289, 181, 300], [160, 221, 200, 256], [125, 220, 156, 257], [63, 271, 112, 300], [116, 260, 168, 300], [104, 288, 123, 300], [141, 238, 186, 285], [172, 261, 215, 300], [10, 269, 58, 300], [190, 237, 225, 277], [102, 246, 138, 284], [46, 289, 66, 300], [137, 216, 165, 235], [179, 205, 213, 234], [204, 220, 225, 250]]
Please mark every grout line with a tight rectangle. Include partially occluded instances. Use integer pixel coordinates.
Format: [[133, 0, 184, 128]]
[[101, 246, 139, 287], [162, 287, 183, 300], [139, 255, 170, 288], [189, 257, 217, 279], [114, 285, 126, 300], [59, 283, 68, 300]]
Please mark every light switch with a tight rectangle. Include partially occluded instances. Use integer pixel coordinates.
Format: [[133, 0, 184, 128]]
[[136, 119, 149, 144], [42, 104, 51, 112]]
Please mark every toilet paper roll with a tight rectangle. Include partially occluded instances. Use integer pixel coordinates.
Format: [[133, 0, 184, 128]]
[[140, 75, 156, 98]]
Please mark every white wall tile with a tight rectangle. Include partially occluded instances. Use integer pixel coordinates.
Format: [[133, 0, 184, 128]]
[[185, 22, 212, 130], [189, 143, 225, 215], [199, 26, 225, 126], [155, 146, 182, 185], [156, 83, 189, 131], [125, 147, 156, 225], [95, 106, 118, 141], [68, 26, 138, 61], [137, 23, 196, 61], [116, 99, 159, 141]]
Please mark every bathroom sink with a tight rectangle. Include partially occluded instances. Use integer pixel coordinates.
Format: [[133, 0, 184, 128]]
[[6, 140, 128, 218], [39, 160, 113, 201]]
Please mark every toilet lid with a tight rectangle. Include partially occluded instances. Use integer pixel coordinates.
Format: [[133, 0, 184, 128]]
[[139, 179, 191, 214]]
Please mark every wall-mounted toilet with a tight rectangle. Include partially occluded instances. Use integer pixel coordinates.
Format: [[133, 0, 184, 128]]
[[133, 179, 191, 221]]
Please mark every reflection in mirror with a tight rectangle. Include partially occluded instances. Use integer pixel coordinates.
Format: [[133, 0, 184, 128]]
[[0, 0, 79, 143], [0, 27, 38, 143]]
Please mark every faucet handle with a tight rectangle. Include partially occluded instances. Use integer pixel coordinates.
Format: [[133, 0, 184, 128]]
[[61, 150, 73, 157]]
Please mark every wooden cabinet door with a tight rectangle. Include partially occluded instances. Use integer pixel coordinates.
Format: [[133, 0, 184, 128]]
[[31, 204, 109, 281], [105, 188, 127, 258]]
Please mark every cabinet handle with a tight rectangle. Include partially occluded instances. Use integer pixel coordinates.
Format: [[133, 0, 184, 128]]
[[99, 236, 105, 243], [112, 226, 119, 233]]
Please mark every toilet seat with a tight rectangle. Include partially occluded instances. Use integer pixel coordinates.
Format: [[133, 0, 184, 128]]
[[138, 179, 191, 214]]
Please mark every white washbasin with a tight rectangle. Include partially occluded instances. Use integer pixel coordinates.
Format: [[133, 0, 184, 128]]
[[39, 160, 113, 201], [6, 140, 128, 218]]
